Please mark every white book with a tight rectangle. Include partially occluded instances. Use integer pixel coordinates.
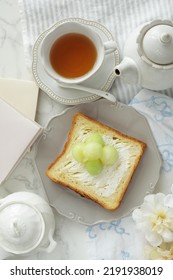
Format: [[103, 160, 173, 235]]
[[0, 98, 42, 184], [0, 78, 39, 120]]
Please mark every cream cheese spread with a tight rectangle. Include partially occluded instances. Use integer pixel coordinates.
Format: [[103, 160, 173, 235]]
[[57, 129, 141, 197]]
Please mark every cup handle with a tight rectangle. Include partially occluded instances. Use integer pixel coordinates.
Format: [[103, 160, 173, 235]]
[[104, 41, 117, 55], [38, 231, 57, 254]]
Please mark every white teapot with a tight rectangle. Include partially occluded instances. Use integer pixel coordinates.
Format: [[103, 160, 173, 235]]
[[0, 192, 57, 256], [114, 19, 173, 90]]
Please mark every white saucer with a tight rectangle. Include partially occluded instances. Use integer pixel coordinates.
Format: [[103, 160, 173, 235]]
[[32, 18, 120, 105]]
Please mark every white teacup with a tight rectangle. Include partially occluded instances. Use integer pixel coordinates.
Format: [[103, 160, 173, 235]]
[[41, 21, 117, 85]]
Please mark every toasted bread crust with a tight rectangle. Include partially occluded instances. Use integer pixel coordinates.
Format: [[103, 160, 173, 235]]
[[46, 112, 146, 210]]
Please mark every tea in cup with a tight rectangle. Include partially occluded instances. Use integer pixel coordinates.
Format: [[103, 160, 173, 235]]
[[41, 21, 117, 85]]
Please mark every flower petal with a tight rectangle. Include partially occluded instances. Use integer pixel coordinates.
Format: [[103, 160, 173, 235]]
[[164, 194, 173, 208], [154, 193, 165, 208], [145, 245, 161, 260], [144, 194, 155, 204], [171, 184, 173, 194], [132, 209, 143, 223], [162, 229, 173, 243], [145, 231, 162, 247]]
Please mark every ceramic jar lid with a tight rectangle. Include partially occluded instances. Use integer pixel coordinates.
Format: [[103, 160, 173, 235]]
[[137, 19, 173, 67], [0, 202, 45, 254]]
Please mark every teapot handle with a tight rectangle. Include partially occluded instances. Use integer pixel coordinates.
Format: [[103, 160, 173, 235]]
[[38, 231, 57, 254]]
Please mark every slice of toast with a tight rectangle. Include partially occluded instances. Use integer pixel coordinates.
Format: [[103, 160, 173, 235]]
[[46, 112, 146, 210]]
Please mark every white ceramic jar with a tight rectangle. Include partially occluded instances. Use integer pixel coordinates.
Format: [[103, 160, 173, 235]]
[[0, 192, 56, 256]]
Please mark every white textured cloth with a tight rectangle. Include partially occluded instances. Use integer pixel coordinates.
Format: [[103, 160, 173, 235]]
[[130, 89, 173, 195], [18, 0, 173, 104]]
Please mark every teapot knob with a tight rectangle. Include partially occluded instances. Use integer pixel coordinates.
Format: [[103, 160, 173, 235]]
[[137, 19, 173, 66], [11, 218, 26, 237], [160, 33, 172, 44]]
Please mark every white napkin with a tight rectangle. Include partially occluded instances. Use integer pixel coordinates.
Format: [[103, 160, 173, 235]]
[[130, 89, 173, 194], [0, 98, 42, 184], [18, 0, 173, 104]]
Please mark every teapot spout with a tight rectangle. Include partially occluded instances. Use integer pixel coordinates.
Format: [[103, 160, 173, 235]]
[[115, 57, 139, 84]]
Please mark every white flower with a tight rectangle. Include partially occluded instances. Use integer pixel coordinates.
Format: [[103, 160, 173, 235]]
[[132, 193, 173, 247], [145, 242, 173, 260]]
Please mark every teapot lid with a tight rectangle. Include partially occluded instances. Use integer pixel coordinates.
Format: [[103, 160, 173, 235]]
[[137, 19, 173, 68], [0, 202, 45, 254]]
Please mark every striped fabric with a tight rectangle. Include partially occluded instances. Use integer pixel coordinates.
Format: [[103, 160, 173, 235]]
[[18, 0, 173, 104]]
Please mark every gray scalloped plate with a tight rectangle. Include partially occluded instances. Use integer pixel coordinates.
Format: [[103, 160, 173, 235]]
[[33, 99, 162, 225], [32, 18, 119, 105]]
